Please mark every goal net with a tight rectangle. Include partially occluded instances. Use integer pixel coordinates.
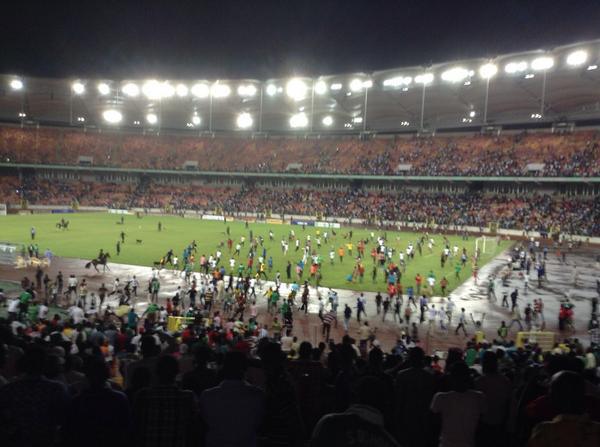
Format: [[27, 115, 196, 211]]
[[475, 236, 499, 254]]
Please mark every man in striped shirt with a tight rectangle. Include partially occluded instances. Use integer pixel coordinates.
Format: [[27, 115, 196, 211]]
[[322, 309, 337, 340]]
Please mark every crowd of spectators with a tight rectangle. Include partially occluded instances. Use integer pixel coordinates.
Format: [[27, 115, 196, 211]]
[[0, 280, 599, 447], [1, 175, 598, 236], [1, 125, 599, 176]]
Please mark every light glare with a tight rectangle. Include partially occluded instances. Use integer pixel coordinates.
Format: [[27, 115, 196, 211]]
[[566, 50, 588, 66], [531, 56, 554, 71], [10, 79, 23, 90], [191, 115, 201, 125], [191, 83, 210, 98], [176, 84, 189, 97], [322, 115, 333, 126], [212, 83, 231, 98], [290, 112, 309, 128], [97, 83, 110, 95], [237, 84, 257, 97], [286, 78, 308, 101], [122, 83, 140, 97], [314, 80, 328, 95], [441, 67, 470, 83], [479, 63, 498, 79], [102, 109, 122, 124], [505, 61, 528, 74], [72, 81, 85, 95], [146, 113, 158, 125], [266, 84, 277, 96], [415, 73, 434, 84], [237, 112, 253, 129]]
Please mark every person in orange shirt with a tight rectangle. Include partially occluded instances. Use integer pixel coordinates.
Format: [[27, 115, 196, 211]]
[[338, 246, 345, 263], [415, 273, 423, 295]]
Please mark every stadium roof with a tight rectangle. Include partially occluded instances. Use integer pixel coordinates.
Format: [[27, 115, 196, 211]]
[[2, 40, 600, 134]]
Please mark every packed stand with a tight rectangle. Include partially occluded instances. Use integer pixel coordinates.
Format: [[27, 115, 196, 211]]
[[1, 126, 599, 176]]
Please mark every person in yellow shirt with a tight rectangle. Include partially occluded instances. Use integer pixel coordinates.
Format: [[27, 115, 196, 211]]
[[346, 242, 353, 257]]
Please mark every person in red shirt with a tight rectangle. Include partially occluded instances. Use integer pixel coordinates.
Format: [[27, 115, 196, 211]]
[[415, 273, 423, 295]]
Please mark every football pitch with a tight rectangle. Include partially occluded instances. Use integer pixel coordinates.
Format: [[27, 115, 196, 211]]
[[1, 213, 509, 293]]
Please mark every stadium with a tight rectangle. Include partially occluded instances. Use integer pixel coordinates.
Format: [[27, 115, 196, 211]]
[[0, 3, 599, 447]]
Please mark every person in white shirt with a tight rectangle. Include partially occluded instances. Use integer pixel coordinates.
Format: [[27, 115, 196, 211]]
[[37, 301, 49, 320], [68, 304, 85, 324], [229, 258, 236, 269], [7, 298, 20, 320], [431, 362, 486, 447]]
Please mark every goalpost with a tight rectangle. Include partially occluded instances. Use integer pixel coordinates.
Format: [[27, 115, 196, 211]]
[[475, 236, 499, 254]]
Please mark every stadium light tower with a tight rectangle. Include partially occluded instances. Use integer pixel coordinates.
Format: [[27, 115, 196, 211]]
[[236, 112, 253, 129], [72, 81, 85, 95], [566, 50, 587, 67], [102, 109, 122, 124], [479, 62, 498, 124], [97, 82, 110, 96], [415, 73, 434, 131], [530, 56, 554, 120], [286, 78, 308, 101]]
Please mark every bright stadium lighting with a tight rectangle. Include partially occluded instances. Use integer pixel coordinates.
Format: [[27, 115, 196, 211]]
[[266, 84, 277, 96], [159, 82, 175, 98], [479, 63, 498, 79], [531, 113, 542, 119], [383, 76, 412, 87], [102, 109, 122, 124], [122, 83, 140, 97], [322, 115, 333, 126], [566, 50, 588, 66], [211, 83, 231, 98], [290, 112, 309, 128], [400, 121, 410, 126], [588, 65, 598, 71], [191, 115, 201, 125], [314, 80, 328, 95], [349, 78, 364, 92], [469, 110, 476, 118], [441, 67, 470, 83], [363, 80, 373, 88], [18, 112, 26, 118], [524, 73, 535, 79], [505, 61, 528, 74], [146, 113, 158, 125], [531, 56, 554, 71], [97, 82, 110, 95], [286, 78, 308, 101], [77, 116, 85, 122], [330, 83, 342, 90], [176, 84, 189, 97], [142, 80, 162, 99], [415, 73, 434, 84], [236, 112, 253, 129], [352, 116, 363, 124], [237, 84, 257, 97], [191, 83, 210, 98], [72, 81, 85, 95], [10, 79, 23, 90]]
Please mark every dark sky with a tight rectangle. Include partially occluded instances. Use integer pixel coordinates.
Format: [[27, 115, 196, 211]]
[[2, 0, 600, 80]]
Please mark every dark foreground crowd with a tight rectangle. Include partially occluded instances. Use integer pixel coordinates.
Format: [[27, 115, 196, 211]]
[[0, 305, 599, 447]]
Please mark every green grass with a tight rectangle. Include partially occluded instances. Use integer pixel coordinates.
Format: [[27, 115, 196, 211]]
[[1, 213, 508, 293]]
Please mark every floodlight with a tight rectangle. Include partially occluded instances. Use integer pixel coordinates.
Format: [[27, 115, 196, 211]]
[[237, 84, 257, 97], [531, 113, 542, 119], [504, 61, 528, 74], [160, 82, 175, 98], [77, 116, 85, 123], [9, 79, 23, 90], [469, 111, 476, 118], [191, 83, 210, 98], [400, 121, 410, 126], [322, 115, 333, 126], [102, 109, 122, 124], [531, 56, 554, 71], [266, 84, 277, 96], [142, 80, 162, 99], [314, 80, 328, 95], [587, 65, 598, 71], [191, 115, 201, 125], [122, 83, 140, 97], [349, 78, 364, 92], [97, 83, 110, 95], [72, 81, 85, 95], [212, 83, 231, 98], [441, 67, 470, 83], [330, 83, 342, 90], [146, 113, 158, 125], [415, 73, 434, 84], [352, 116, 363, 124], [176, 84, 189, 97], [18, 112, 26, 118], [286, 78, 308, 101], [566, 50, 588, 66], [524, 73, 535, 79], [383, 76, 412, 87], [479, 63, 498, 79], [236, 112, 253, 129], [290, 112, 309, 128]]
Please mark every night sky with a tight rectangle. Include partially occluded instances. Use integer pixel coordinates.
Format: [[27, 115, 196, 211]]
[[2, 0, 600, 79]]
